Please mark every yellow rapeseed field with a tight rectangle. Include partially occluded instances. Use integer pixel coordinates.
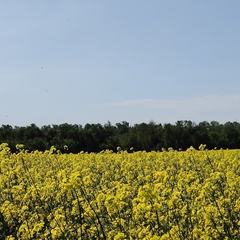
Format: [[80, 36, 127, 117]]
[[0, 143, 240, 239]]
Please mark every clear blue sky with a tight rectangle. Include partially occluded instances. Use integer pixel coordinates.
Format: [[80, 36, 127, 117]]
[[1, 1, 240, 127]]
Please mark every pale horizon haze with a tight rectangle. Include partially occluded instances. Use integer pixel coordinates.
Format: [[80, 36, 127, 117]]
[[1, 1, 240, 127]]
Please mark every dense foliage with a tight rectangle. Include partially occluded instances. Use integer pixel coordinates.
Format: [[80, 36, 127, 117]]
[[1, 143, 240, 239], [0, 121, 240, 153]]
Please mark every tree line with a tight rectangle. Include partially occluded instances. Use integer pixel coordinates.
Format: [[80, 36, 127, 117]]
[[0, 120, 240, 153]]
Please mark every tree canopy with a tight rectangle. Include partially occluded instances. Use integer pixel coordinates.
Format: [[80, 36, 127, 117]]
[[0, 121, 240, 153]]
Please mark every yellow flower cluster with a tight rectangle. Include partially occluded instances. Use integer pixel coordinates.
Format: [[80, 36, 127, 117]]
[[0, 143, 240, 239]]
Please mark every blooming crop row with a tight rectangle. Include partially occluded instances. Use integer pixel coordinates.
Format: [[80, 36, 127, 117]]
[[0, 143, 240, 239]]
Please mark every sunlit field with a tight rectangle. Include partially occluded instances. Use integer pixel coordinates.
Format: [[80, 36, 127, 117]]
[[1, 143, 240, 239]]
